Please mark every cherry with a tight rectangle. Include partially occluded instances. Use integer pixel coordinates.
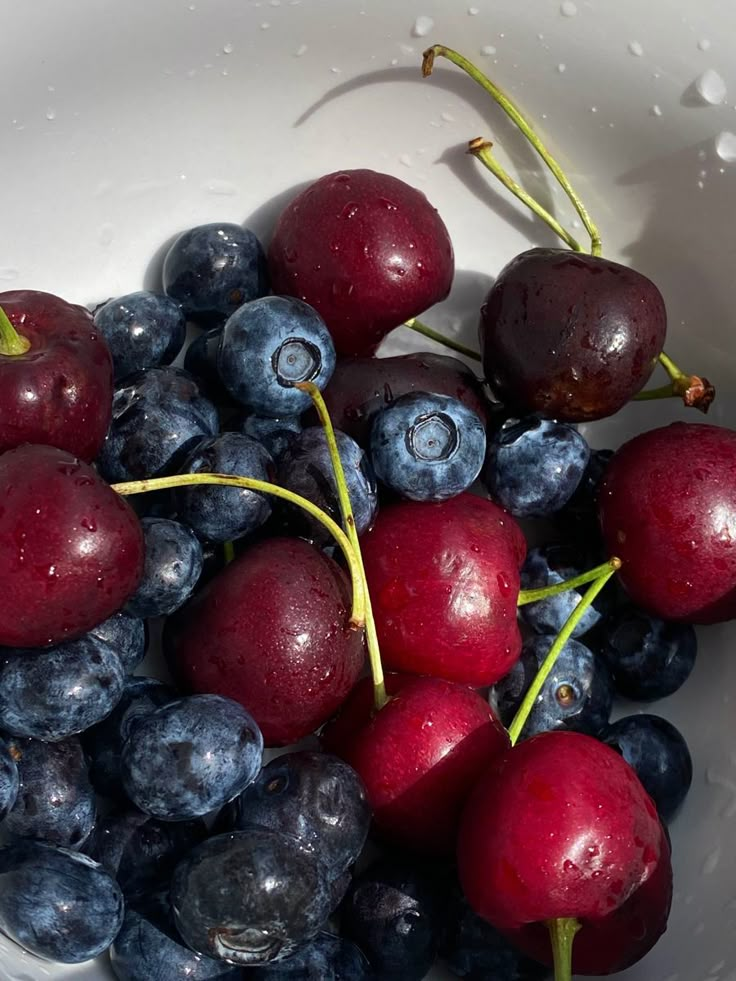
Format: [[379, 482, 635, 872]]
[[267, 170, 454, 357], [315, 351, 490, 447], [599, 422, 736, 622], [164, 536, 365, 746], [0, 290, 113, 461], [360, 493, 526, 686], [0, 444, 144, 648]]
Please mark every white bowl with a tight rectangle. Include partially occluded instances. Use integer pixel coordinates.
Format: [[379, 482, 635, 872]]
[[4, 1, 736, 978]]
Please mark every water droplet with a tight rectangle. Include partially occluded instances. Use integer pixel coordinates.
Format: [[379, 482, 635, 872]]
[[294, 43, 308, 57], [0, 267, 19, 281], [81, 517, 97, 532], [693, 68, 727, 105], [223, 42, 235, 54], [557, 63, 566, 73], [411, 15, 435, 37], [399, 153, 412, 167], [650, 104, 663, 117], [480, 44, 496, 56], [715, 130, 736, 162], [562, 859, 579, 873], [702, 845, 721, 876], [698, 38, 712, 51], [330, 66, 342, 74], [628, 40, 644, 56], [468, 5, 480, 13], [45, 108, 56, 121], [440, 111, 455, 122], [339, 201, 359, 220], [260, 21, 270, 29], [560, 1, 577, 16]]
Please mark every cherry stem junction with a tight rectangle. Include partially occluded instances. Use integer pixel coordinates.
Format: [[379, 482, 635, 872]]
[[517, 558, 619, 606], [403, 317, 482, 362], [632, 351, 715, 414], [547, 916, 581, 981], [508, 557, 621, 747], [0, 306, 31, 357], [222, 541, 236, 565], [111, 473, 366, 631], [422, 44, 602, 256], [296, 381, 388, 712]]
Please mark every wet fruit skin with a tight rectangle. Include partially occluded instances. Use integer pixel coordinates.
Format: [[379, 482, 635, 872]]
[[0, 444, 144, 648], [268, 169, 455, 357], [479, 249, 667, 421], [361, 493, 526, 686], [0, 289, 113, 461], [599, 422, 736, 622]]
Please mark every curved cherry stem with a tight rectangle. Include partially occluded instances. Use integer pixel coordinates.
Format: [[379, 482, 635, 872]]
[[403, 317, 482, 362], [0, 306, 31, 356], [111, 473, 366, 631], [517, 558, 619, 606], [547, 916, 581, 981], [296, 381, 388, 712], [422, 44, 602, 256], [632, 351, 715, 413], [508, 558, 621, 747], [222, 541, 236, 564]]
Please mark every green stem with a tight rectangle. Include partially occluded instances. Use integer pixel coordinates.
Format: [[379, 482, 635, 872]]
[[403, 318, 482, 362], [296, 381, 387, 712], [468, 138, 584, 252], [222, 541, 236, 565], [517, 558, 620, 606], [546, 917, 581, 981], [422, 44, 602, 256], [632, 352, 715, 413], [508, 559, 620, 746], [112, 473, 366, 631], [0, 306, 31, 356]]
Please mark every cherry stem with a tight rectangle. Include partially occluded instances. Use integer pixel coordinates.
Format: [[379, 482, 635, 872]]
[[222, 541, 236, 565], [111, 473, 366, 631], [0, 306, 31, 356], [508, 558, 621, 747], [403, 317, 482, 362], [295, 381, 388, 712], [546, 916, 581, 981], [632, 350, 715, 413], [422, 44, 602, 256], [517, 558, 620, 606], [468, 138, 584, 253]]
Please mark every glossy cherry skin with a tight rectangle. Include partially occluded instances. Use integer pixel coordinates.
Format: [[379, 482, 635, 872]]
[[315, 352, 490, 446], [165, 538, 364, 746], [599, 422, 736, 622], [0, 445, 144, 648], [479, 249, 666, 421], [457, 731, 663, 931], [324, 675, 509, 855], [361, 494, 525, 685], [0, 290, 113, 461], [268, 170, 454, 356]]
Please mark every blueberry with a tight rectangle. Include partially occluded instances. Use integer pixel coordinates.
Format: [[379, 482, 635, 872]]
[[3, 736, 95, 849], [484, 416, 590, 517], [224, 751, 370, 881], [94, 291, 187, 382], [600, 714, 693, 821], [125, 517, 203, 618], [0, 634, 125, 741], [85, 807, 207, 898], [369, 392, 486, 502], [519, 544, 607, 638], [163, 222, 269, 324], [111, 889, 241, 980], [121, 694, 263, 821], [341, 857, 447, 981], [238, 412, 303, 461], [0, 736, 19, 821], [173, 432, 273, 543], [83, 676, 177, 799], [276, 427, 378, 545], [492, 634, 614, 740], [0, 840, 123, 962], [248, 932, 373, 980], [217, 296, 336, 416], [559, 447, 614, 523], [596, 606, 697, 700], [184, 326, 233, 405], [89, 611, 149, 673], [97, 367, 219, 484], [171, 829, 334, 965]]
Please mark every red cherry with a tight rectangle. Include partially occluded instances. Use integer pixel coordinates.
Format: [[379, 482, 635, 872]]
[[361, 494, 525, 686], [165, 537, 365, 746], [268, 170, 454, 357], [0, 290, 113, 461], [599, 422, 736, 622], [320, 672, 414, 758], [0, 444, 144, 647], [325, 675, 509, 855], [457, 731, 663, 930]]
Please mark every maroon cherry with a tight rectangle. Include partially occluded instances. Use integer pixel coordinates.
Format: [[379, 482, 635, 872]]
[[267, 169, 454, 357], [0, 290, 113, 461], [314, 351, 490, 446], [599, 421, 736, 623], [0, 444, 144, 647], [360, 493, 525, 686], [323, 675, 509, 855], [165, 537, 365, 746], [479, 249, 667, 422]]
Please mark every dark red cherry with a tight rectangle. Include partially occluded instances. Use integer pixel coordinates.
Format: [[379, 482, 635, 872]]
[[0, 444, 144, 647], [479, 249, 666, 421], [268, 170, 454, 357]]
